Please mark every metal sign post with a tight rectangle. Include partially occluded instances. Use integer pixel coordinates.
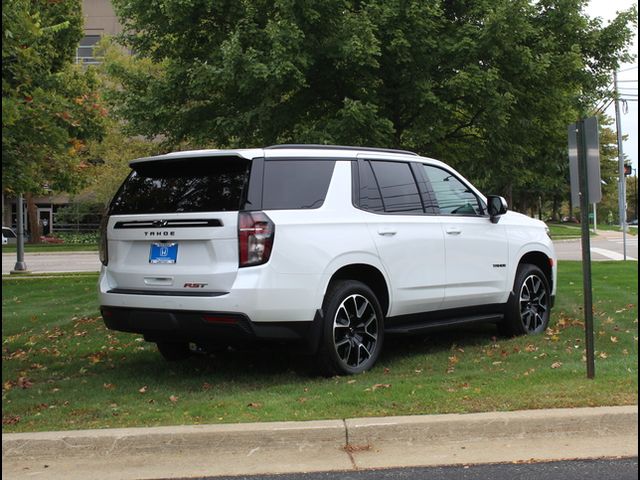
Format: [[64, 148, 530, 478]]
[[12, 194, 28, 273], [568, 117, 600, 379]]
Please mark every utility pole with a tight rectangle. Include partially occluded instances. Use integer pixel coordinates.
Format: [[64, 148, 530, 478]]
[[613, 70, 627, 260], [634, 168, 638, 222]]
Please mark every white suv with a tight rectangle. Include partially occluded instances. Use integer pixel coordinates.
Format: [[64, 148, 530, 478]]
[[99, 145, 556, 375]]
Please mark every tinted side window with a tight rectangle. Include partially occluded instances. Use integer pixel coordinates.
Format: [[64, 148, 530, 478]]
[[370, 161, 423, 213], [110, 157, 251, 214], [358, 161, 384, 212], [262, 160, 335, 210], [422, 165, 483, 216]]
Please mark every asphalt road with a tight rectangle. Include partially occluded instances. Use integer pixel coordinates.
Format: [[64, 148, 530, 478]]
[[554, 230, 638, 261], [180, 458, 638, 480], [1, 251, 101, 275], [1, 230, 637, 275]]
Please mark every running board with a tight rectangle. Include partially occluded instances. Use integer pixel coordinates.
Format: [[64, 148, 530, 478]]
[[385, 313, 504, 335]]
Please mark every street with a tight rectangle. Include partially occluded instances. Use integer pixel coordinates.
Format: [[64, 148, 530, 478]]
[[170, 458, 638, 480], [553, 229, 638, 261], [1, 251, 101, 275]]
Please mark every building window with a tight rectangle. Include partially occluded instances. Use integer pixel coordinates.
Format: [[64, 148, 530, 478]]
[[76, 35, 102, 65]]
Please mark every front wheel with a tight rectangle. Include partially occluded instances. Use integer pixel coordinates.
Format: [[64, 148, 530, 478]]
[[316, 280, 384, 376], [500, 263, 551, 337]]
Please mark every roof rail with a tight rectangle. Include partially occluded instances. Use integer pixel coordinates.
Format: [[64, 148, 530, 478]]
[[265, 144, 419, 156]]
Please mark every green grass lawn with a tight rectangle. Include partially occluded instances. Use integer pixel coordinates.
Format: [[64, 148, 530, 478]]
[[2, 243, 98, 253], [2, 262, 637, 433], [546, 223, 637, 239], [546, 224, 585, 239]]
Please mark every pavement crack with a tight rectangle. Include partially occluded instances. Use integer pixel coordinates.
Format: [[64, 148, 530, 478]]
[[342, 418, 358, 470]]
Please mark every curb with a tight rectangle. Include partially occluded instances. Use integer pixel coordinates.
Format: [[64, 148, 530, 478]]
[[3, 405, 637, 460]]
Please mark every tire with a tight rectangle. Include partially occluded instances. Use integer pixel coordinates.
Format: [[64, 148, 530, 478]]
[[316, 280, 384, 376], [156, 342, 192, 361], [500, 263, 551, 337]]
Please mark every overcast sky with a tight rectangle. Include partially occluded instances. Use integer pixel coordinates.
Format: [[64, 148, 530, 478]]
[[585, 0, 638, 171]]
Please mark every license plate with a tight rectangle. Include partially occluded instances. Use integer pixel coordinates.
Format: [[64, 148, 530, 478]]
[[149, 242, 178, 264]]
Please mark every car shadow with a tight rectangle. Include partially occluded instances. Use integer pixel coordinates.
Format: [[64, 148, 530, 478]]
[[97, 322, 503, 383]]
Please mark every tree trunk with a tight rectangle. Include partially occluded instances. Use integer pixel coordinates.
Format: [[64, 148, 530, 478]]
[[551, 196, 560, 222], [25, 193, 41, 244]]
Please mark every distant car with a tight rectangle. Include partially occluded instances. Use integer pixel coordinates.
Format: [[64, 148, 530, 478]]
[[2, 226, 17, 245], [629, 219, 638, 226]]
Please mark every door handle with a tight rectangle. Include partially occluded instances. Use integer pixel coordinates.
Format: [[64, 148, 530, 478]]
[[378, 228, 397, 236], [445, 227, 462, 235]]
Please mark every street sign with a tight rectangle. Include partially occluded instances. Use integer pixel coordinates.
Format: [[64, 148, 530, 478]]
[[568, 117, 599, 379], [568, 117, 602, 206]]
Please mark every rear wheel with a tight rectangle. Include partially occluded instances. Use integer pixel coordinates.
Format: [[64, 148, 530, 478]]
[[500, 263, 551, 337], [316, 280, 384, 376], [156, 342, 192, 361]]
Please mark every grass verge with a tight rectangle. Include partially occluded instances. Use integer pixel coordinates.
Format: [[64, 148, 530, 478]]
[[2, 262, 637, 433], [2, 243, 98, 253]]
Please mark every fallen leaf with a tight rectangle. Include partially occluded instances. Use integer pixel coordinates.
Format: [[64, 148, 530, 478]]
[[17, 377, 33, 389], [169, 395, 179, 403], [2, 415, 21, 425], [610, 336, 618, 343], [599, 352, 608, 359], [247, 402, 262, 409], [103, 383, 115, 390], [369, 383, 391, 391], [3, 380, 16, 391], [138, 385, 148, 394], [551, 362, 562, 369]]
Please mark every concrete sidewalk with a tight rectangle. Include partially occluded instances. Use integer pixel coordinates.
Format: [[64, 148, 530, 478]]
[[2, 406, 637, 479]]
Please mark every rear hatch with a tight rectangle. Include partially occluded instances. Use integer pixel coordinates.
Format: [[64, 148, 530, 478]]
[[103, 153, 259, 295]]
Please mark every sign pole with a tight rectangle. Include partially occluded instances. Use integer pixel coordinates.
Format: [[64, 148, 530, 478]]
[[576, 120, 596, 379]]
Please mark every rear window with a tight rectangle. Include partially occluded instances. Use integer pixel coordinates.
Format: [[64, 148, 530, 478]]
[[262, 160, 335, 210], [109, 156, 251, 214]]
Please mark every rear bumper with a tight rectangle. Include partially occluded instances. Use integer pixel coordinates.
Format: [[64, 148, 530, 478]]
[[100, 306, 323, 353]]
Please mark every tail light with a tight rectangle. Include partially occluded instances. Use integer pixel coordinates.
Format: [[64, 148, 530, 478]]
[[99, 215, 109, 266], [238, 211, 274, 267]]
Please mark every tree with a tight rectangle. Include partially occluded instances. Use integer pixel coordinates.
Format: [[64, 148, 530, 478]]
[[105, 0, 636, 209], [2, 0, 107, 240], [81, 117, 162, 207]]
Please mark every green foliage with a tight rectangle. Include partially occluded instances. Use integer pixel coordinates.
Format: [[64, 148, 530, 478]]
[[104, 0, 636, 209], [2, 0, 107, 195], [54, 200, 103, 225], [55, 232, 100, 244]]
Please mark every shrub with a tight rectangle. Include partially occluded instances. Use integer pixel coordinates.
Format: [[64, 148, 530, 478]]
[[55, 232, 100, 244]]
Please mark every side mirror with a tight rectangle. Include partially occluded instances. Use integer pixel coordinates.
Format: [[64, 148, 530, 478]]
[[487, 195, 508, 224]]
